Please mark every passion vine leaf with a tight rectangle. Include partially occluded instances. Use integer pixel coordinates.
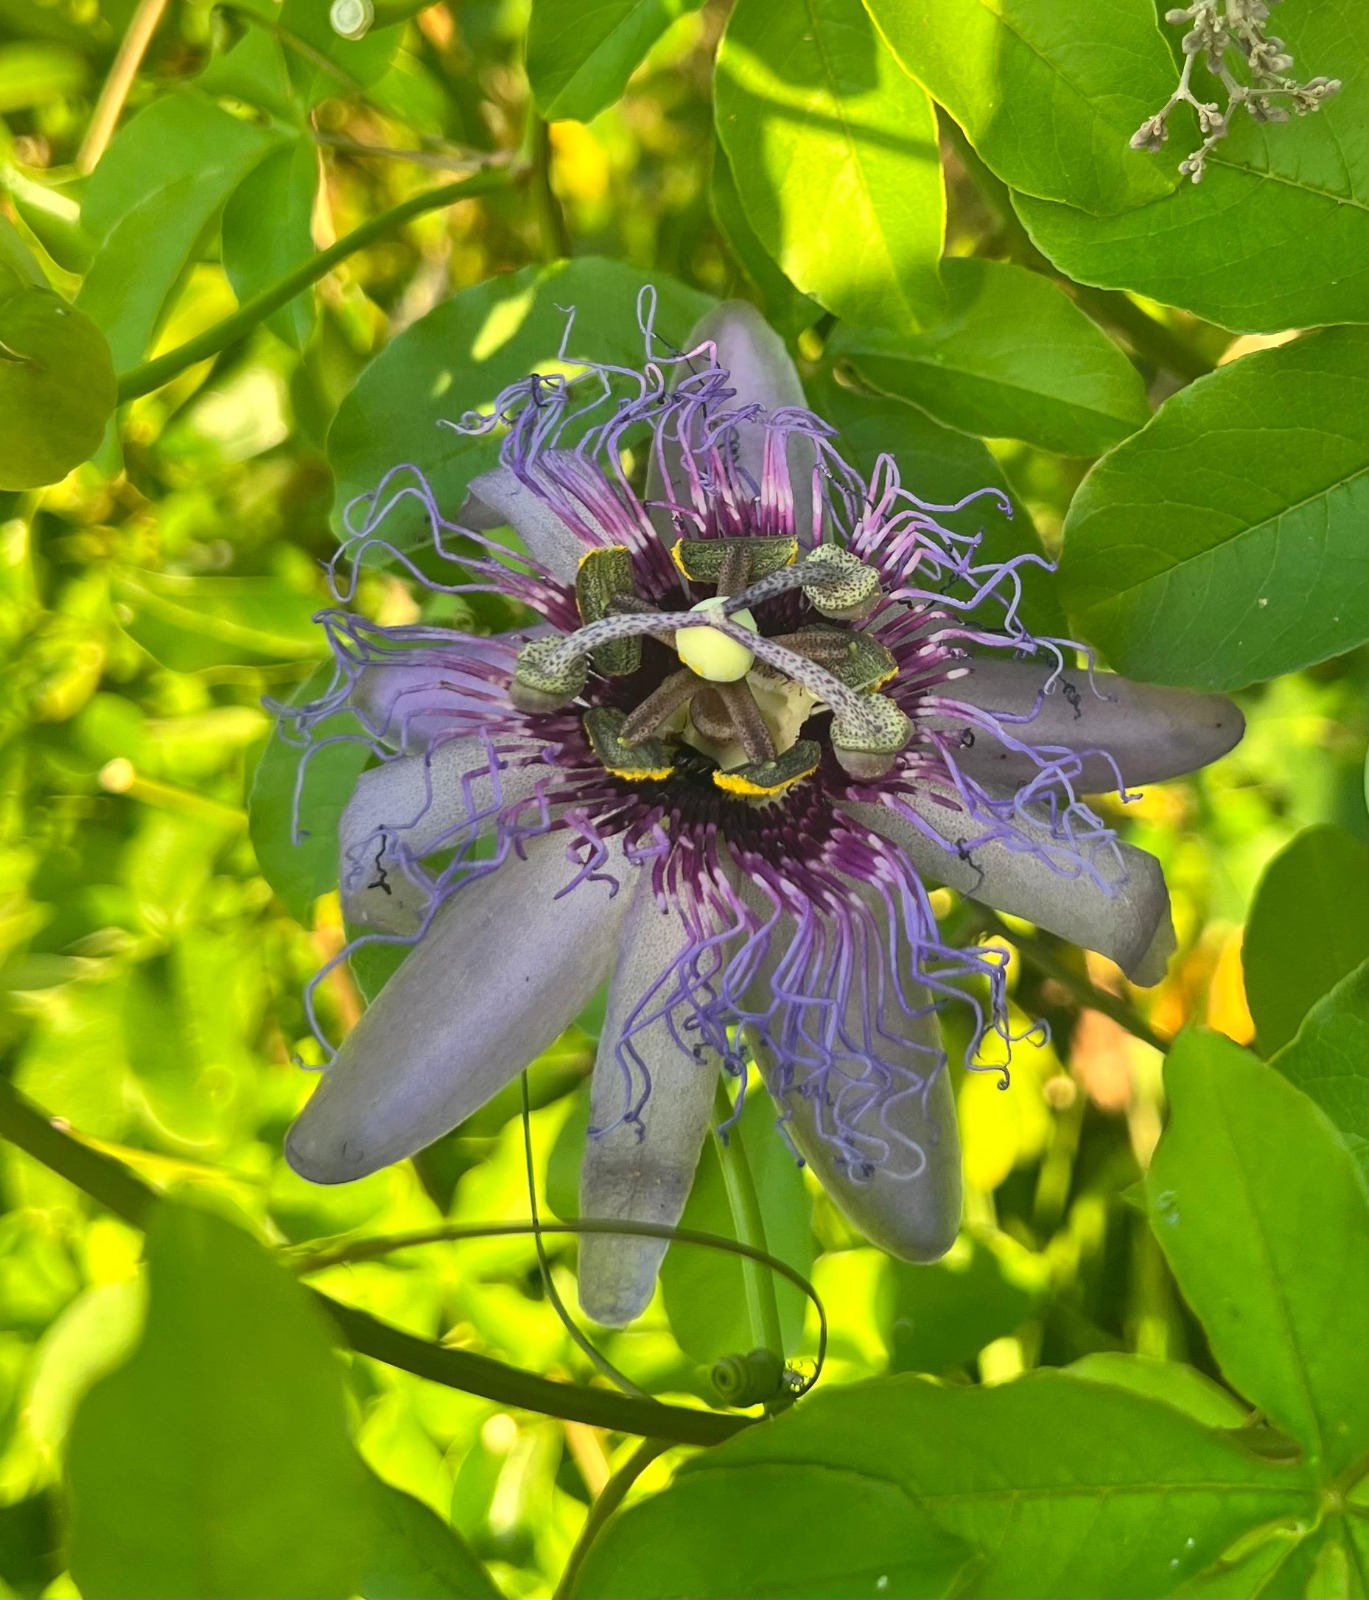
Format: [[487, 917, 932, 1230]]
[[248, 663, 372, 925], [66, 1202, 369, 1599], [1147, 1030, 1369, 1478], [327, 256, 712, 552], [111, 568, 327, 673], [710, 142, 821, 338], [862, 0, 1179, 216], [575, 1372, 1316, 1598], [0, 286, 115, 491], [807, 371, 1066, 637], [1059, 328, 1369, 691], [831, 257, 1150, 457], [1242, 825, 1369, 1056], [76, 92, 281, 369], [1015, 0, 1369, 331], [360, 1474, 502, 1600], [221, 139, 320, 353], [715, 0, 944, 334], [1270, 961, 1369, 1184], [527, 0, 705, 123]]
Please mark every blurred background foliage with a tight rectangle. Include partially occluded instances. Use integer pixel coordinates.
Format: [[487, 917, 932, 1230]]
[[0, 0, 1365, 1595]]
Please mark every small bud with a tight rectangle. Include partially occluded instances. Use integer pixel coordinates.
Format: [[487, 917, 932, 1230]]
[[329, 0, 373, 39]]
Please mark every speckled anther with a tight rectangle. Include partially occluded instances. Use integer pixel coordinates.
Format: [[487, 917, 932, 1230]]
[[510, 634, 588, 712], [801, 544, 881, 621], [576, 547, 642, 676]]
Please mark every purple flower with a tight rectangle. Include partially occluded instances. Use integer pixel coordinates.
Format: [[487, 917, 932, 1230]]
[[280, 298, 1242, 1326]]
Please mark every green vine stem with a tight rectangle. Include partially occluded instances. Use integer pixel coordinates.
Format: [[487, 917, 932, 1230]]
[[0, 1077, 828, 1442], [712, 1077, 785, 1359], [115, 162, 518, 403], [552, 1436, 670, 1600]]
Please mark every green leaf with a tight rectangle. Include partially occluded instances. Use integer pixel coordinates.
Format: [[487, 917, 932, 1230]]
[[527, 0, 704, 122], [1059, 328, 1369, 691], [197, 26, 304, 124], [710, 143, 821, 338], [1243, 826, 1369, 1056], [222, 140, 319, 352], [579, 1372, 1316, 1599], [112, 568, 327, 671], [832, 258, 1149, 456], [1065, 1353, 1249, 1430], [1147, 1030, 1369, 1476], [327, 255, 712, 552], [248, 663, 372, 924], [715, 0, 945, 334], [361, 1473, 501, 1599], [3, 165, 96, 274], [77, 93, 279, 369], [278, 0, 405, 106], [1271, 961, 1369, 1184], [884, 1231, 1045, 1375], [660, 1089, 813, 1362], [0, 287, 115, 491], [806, 369, 1067, 637], [863, 0, 1178, 215], [1014, 0, 1369, 331], [575, 1460, 976, 1599], [67, 1201, 368, 1599]]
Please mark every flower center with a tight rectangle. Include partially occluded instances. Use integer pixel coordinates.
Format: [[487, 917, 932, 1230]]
[[508, 538, 913, 797]]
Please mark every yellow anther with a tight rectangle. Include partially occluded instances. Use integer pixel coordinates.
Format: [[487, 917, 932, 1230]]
[[675, 598, 757, 683]]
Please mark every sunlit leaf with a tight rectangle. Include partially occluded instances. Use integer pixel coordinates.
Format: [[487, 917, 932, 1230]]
[[527, 0, 704, 122], [1242, 826, 1369, 1055], [361, 1472, 502, 1599], [863, 0, 1177, 215], [1059, 329, 1369, 691], [716, 0, 944, 334], [1015, 0, 1369, 331], [710, 143, 820, 338], [832, 258, 1150, 456], [67, 1201, 369, 1599], [222, 139, 320, 352], [327, 256, 712, 552], [0, 287, 115, 490], [1065, 1353, 1249, 1430], [77, 93, 280, 369], [1147, 1030, 1369, 1476], [579, 1372, 1316, 1598], [112, 568, 326, 672], [1270, 960, 1369, 1184]]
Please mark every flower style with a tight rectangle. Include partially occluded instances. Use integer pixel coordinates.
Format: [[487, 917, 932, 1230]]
[[280, 297, 1243, 1327]]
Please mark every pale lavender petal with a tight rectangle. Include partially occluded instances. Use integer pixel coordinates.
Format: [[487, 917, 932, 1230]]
[[578, 874, 722, 1327], [286, 832, 632, 1183], [648, 301, 815, 543], [845, 793, 1176, 986], [340, 737, 552, 934], [931, 659, 1245, 792], [353, 636, 535, 752], [462, 465, 590, 584], [743, 881, 961, 1263]]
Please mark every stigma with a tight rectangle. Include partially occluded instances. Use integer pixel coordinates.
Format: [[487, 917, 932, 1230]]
[[675, 598, 757, 682]]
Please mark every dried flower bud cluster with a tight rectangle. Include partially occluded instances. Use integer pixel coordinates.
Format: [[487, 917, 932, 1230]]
[[1132, 0, 1340, 182]]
